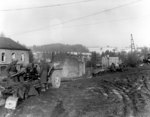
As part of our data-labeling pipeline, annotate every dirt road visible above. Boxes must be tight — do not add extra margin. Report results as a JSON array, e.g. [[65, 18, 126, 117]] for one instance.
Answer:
[[1, 66, 150, 117]]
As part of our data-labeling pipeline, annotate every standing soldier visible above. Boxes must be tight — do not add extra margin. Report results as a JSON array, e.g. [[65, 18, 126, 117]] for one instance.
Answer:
[[39, 59, 49, 92], [6, 59, 18, 80], [6, 59, 19, 97]]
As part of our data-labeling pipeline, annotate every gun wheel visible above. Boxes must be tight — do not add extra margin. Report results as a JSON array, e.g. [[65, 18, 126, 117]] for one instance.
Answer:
[[51, 71, 61, 88]]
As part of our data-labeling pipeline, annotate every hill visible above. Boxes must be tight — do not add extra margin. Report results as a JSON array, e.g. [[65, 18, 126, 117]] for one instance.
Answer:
[[30, 43, 89, 53]]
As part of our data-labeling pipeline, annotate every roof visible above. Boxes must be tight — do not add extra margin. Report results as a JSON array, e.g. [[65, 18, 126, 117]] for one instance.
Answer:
[[0, 37, 29, 51]]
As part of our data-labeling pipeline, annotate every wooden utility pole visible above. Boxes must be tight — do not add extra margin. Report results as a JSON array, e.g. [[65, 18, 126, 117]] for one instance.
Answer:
[[131, 34, 135, 53]]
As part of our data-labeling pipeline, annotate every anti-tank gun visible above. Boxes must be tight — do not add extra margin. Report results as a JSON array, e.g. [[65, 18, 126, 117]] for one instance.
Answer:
[[0, 67, 40, 110]]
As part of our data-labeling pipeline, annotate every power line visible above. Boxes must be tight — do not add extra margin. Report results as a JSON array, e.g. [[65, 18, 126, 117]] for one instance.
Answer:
[[61, 0, 142, 24], [61, 14, 150, 29], [8, 0, 142, 36], [0, 0, 96, 11], [10, 15, 146, 36]]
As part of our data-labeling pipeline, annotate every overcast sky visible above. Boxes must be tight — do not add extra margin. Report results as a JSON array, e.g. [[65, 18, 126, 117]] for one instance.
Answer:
[[0, 0, 150, 47]]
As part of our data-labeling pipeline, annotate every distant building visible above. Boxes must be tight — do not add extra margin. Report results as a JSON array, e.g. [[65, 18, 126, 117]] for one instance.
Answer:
[[102, 56, 122, 68], [136, 47, 142, 53], [88, 46, 116, 54], [100, 46, 117, 53], [117, 47, 131, 53], [88, 46, 131, 54], [88, 47, 101, 54], [0, 37, 30, 73], [81, 52, 92, 61]]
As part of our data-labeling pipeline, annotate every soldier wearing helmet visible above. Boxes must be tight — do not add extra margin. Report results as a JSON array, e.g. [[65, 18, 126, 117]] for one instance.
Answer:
[[6, 59, 18, 76]]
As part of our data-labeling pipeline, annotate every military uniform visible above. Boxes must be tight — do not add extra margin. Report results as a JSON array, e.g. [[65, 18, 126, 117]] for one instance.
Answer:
[[39, 60, 49, 91], [6, 60, 18, 76]]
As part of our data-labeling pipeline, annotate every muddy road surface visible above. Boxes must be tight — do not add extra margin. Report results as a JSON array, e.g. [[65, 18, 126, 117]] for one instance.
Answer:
[[1, 66, 150, 117]]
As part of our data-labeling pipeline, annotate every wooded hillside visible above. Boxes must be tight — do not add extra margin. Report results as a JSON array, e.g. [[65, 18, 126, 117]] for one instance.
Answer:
[[30, 43, 89, 53]]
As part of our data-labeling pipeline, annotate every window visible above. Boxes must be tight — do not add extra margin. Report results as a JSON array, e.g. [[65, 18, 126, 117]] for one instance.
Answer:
[[12, 53, 16, 60], [1, 53, 6, 62], [21, 54, 25, 61]]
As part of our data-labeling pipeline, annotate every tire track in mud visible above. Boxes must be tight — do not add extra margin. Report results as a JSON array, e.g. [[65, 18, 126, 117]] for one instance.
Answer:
[[100, 80, 134, 117], [97, 77, 150, 117]]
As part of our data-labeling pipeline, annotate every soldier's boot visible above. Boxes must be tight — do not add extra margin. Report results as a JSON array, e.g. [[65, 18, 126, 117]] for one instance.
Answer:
[[41, 84, 46, 92]]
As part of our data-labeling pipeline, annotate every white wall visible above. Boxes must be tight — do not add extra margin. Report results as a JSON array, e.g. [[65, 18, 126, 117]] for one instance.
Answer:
[[102, 56, 120, 68]]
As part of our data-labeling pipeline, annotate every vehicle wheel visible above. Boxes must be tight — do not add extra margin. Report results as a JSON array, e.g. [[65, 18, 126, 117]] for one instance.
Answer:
[[51, 71, 61, 88]]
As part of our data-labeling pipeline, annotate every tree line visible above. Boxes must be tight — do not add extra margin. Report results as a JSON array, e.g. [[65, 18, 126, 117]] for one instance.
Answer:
[[88, 47, 150, 68], [31, 43, 89, 53]]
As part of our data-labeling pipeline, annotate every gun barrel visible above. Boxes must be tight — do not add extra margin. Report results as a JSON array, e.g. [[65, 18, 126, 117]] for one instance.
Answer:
[[10, 71, 25, 78]]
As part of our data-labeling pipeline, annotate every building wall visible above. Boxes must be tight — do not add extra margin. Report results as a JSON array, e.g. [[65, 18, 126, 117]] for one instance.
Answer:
[[102, 56, 120, 68], [0, 49, 29, 65], [62, 58, 85, 79], [88, 47, 101, 54]]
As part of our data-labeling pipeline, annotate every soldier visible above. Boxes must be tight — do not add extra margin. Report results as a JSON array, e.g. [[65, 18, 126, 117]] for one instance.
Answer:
[[18, 64, 26, 82], [110, 63, 116, 72], [5, 59, 20, 97], [6, 59, 18, 76], [39, 59, 49, 92], [29, 63, 39, 80]]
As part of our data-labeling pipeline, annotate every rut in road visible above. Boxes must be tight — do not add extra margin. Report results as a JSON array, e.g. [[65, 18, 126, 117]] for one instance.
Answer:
[[96, 74, 150, 117]]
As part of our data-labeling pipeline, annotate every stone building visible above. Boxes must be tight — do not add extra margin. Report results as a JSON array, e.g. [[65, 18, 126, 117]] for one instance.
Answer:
[[0, 37, 30, 73]]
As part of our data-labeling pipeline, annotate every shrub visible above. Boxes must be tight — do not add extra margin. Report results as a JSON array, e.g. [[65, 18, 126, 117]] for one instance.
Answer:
[[125, 52, 139, 67]]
